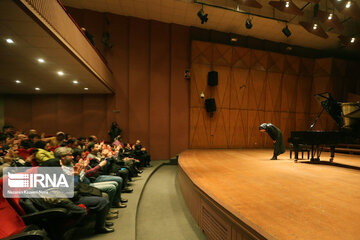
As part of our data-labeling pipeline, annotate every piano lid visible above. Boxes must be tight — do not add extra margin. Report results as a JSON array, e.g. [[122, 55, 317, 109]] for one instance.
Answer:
[[314, 92, 344, 127]]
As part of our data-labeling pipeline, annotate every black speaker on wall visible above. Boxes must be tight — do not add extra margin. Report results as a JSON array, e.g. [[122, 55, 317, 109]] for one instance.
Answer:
[[208, 71, 218, 86], [205, 98, 216, 114]]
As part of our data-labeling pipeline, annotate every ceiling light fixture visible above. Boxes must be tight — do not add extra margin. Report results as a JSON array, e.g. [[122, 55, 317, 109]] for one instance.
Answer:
[[345, 1, 351, 8], [35, 87, 40, 91], [57, 71, 64, 76], [73, 80, 78, 84], [15, 80, 21, 84], [285, 1, 290, 8], [328, 13, 333, 20], [245, 17, 253, 29], [37, 58, 45, 63], [282, 25, 291, 37], [313, 23, 318, 30], [197, 5, 208, 24], [6, 38, 14, 44], [350, 37, 355, 43], [84, 87, 89, 90]]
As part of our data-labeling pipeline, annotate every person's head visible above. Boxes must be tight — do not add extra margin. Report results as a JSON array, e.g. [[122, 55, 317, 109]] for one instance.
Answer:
[[259, 123, 267, 132], [78, 137, 86, 145], [34, 140, 46, 149], [87, 142, 99, 153], [28, 133, 40, 142], [135, 140, 141, 145], [29, 129, 37, 135], [20, 139, 33, 149], [67, 138, 78, 148], [88, 135, 98, 143], [54, 147, 73, 166], [72, 148, 83, 162], [2, 125, 14, 134], [56, 132, 65, 141]]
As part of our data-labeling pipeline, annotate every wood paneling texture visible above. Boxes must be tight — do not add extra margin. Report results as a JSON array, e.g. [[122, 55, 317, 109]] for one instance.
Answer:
[[149, 21, 170, 160], [190, 41, 322, 149], [4, 95, 108, 139]]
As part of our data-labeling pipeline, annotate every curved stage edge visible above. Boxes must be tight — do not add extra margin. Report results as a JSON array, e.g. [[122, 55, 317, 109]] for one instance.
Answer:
[[178, 149, 360, 240]]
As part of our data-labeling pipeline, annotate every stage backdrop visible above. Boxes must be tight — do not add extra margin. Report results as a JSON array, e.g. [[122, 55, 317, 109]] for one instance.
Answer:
[[189, 41, 360, 148]]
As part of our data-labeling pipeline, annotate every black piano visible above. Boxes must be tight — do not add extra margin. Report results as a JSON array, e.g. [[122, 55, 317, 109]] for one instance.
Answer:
[[288, 92, 360, 162]]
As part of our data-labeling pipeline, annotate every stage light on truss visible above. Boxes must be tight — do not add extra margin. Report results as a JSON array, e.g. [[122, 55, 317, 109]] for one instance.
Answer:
[[245, 17, 253, 29], [282, 25, 291, 37], [197, 5, 208, 24]]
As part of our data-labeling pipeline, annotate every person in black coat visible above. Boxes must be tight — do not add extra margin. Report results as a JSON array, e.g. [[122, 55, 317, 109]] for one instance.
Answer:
[[259, 123, 285, 160]]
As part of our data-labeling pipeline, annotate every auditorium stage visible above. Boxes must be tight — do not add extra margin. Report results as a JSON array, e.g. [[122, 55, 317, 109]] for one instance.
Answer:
[[178, 149, 360, 240]]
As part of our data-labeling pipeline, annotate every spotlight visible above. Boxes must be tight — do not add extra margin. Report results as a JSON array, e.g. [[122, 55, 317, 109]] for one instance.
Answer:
[[313, 23, 318, 30], [350, 37, 355, 43], [197, 7, 208, 24], [328, 13, 333, 20], [245, 18, 252, 29], [282, 25, 291, 37], [285, 1, 290, 8]]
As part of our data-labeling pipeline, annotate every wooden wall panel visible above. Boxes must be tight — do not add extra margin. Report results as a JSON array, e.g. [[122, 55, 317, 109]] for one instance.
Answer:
[[4, 96, 32, 132], [212, 43, 232, 66], [190, 42, 353, 149], [296, 76, 312, 113], [169, 24, 190, 158], [248, 70, 266, 111], [31, 96, 57, 135], [213, 65, 231, 108], [281, 74, 298, 112], [313, 58, 333, 77], [251, 50, 268, 71], [284, 55, 300, 75], [232, 47, 251, 69], [191, 64, 211, 108], [229, 110, 247, 148], [192, 41, 212, 65], [107, 14, 130, 142], [128, 18, 150, 145], [265, 72, 282, 112], [190, 108, 210, 148], [210, 108, 229, 148], [247, 110, 265, 148], [268, 52, 284, 73], [83, 95, 108, 140], [149, 21, 170, 160], [57, 95, 83, 137], [230, 68, 249, 109]]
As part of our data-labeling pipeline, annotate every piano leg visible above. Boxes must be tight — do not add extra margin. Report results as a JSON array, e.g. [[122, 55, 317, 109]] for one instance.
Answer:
[[330, 146, 335, 163]]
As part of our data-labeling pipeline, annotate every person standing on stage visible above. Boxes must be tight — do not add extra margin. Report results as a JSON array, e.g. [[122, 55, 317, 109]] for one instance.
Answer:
[[259, 123, 285, 160]]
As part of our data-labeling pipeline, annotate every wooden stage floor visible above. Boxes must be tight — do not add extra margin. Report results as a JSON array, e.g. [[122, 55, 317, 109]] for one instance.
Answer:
[[179, 149, 360, 240]]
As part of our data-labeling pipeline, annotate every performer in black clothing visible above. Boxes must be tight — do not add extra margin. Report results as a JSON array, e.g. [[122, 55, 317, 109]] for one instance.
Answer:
[[259, 123, 285, 160]]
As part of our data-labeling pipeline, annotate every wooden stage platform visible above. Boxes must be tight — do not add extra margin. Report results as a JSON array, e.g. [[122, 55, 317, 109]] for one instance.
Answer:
[[178, 149, 360, 240]]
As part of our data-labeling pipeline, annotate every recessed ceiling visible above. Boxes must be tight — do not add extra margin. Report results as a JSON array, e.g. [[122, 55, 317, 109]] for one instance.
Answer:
[[61, 0, 359, 50], [0, 0, 112, 94]]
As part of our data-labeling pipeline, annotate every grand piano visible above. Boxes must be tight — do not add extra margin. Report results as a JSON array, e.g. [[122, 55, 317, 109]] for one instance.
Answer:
[[288, 92, 360, 162]]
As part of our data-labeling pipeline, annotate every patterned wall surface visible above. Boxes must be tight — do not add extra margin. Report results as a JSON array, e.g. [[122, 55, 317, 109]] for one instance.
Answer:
[[190, 41, 360, 149]]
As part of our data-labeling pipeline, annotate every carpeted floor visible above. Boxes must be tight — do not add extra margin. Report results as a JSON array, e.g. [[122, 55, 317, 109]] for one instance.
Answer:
[[136, 165, 207, 240]]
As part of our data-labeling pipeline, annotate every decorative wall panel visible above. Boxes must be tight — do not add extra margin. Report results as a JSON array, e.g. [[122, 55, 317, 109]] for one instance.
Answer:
[[190, 41, 356, 149]]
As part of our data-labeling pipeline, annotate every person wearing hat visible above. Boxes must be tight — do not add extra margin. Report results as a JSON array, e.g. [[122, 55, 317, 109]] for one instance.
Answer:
[[259, 123, 285, 160], [42, 131, 66, 147]]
